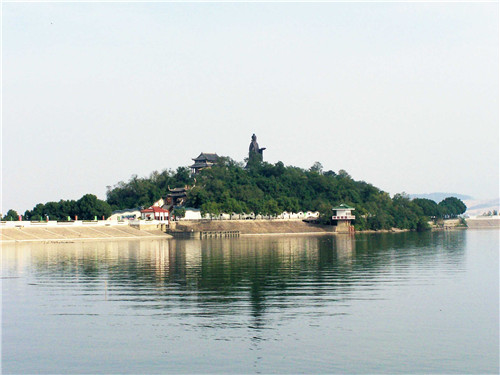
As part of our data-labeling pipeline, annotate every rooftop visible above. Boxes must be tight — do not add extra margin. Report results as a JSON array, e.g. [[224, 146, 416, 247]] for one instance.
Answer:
[[192, 153, 218, 162], [168, 187, 187, 193], [141, 206, 170, 213], [190, 161, 215, 169], [332, 204, 355, 210]]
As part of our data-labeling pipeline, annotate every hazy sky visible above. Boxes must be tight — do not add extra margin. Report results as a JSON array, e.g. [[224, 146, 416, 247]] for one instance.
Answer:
[[2, 2, 499, 213]]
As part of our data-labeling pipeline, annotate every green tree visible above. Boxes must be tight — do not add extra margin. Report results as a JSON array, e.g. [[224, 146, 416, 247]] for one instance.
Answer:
[[173, 167, 193, 187], [77, 194, 112, 220], [186, 187, 209, 208], [2, 209, 19, 221], [101, 155, 438, 231], [262, 199, 280, 216], [438, 197, 467, 218], [317, 203, 333, 224], [201, 202, 222, 219], [416, 216, 431, 232], [172, 207, 186, 219], [309, 162, 323, 174], [413, 198, 440, 218]]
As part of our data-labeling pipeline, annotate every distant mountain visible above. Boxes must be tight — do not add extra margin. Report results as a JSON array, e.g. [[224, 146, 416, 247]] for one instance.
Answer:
[[463, 198, 500, 216], [410, 192, 472, 203]]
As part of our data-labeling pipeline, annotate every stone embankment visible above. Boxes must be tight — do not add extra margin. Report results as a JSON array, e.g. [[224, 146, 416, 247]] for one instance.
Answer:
[[466, 217, 500, 229], [170, 219, 336, 235], [1, 221, 172, 243]]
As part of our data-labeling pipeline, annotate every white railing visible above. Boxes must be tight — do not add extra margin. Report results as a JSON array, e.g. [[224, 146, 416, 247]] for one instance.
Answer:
[[332, 215, 356, 220], [2, 211, 325, 227], [0, 220, 130, 228]]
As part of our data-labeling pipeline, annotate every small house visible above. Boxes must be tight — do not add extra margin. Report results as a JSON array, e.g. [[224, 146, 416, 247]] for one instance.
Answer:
[[141, 206, 169, 221], [332, 204, 355, 233]]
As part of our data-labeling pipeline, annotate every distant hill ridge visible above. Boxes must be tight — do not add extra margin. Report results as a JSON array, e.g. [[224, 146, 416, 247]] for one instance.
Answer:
[[463, 198, 500, 216], [410, 192, 472, 202]]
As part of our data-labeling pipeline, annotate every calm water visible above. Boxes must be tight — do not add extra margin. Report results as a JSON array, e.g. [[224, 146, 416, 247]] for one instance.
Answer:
[[2, 230, 498, 374]]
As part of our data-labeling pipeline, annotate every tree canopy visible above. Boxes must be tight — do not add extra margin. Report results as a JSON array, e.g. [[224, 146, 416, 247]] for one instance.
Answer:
[[22, 194, 112, 221], [2, 209, 19, 221], [102, 156, 467, 231], [12, 156, 466, 231]]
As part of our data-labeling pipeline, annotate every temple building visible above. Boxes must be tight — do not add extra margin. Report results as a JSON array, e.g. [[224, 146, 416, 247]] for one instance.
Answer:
[[190, 153, 218, 174], [163, 187, 188, 210]]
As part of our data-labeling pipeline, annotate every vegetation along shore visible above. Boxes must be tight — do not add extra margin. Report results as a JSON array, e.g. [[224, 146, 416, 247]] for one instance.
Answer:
[[3, 152, 467, 236]]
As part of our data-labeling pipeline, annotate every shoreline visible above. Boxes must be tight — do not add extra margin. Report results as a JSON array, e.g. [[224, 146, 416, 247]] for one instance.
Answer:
[[2, 227, 480, 244], [0, 234, 172, 244], [3, 217, 491, 244], [0, 225, 172, 244]]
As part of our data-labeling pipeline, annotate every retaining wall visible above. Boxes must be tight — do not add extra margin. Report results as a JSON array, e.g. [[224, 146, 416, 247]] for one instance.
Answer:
[[1, 220, 171, 243], [170, 219, 335, 235]]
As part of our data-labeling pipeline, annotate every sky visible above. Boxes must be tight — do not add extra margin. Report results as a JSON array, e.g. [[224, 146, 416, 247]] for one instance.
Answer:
[[2, 2, 499, 214]]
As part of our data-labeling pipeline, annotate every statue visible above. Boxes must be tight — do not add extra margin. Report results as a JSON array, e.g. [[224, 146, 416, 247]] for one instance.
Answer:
[[248, 133, 266, 162]]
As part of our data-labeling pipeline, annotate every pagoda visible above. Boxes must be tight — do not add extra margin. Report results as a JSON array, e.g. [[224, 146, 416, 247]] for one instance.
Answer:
[[190, 153, 219, 174]]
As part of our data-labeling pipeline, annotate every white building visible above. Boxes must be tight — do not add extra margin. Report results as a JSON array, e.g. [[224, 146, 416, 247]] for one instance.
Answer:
[[332, 204, 356, 220], [183, 208, 202, 220], [332, 204, 355, 233], [141, 206, 169, 221], [108, 208, 142, 221]]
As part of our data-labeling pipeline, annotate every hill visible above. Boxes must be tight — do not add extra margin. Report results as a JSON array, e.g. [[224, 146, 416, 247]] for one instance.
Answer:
[[14, 158, 467, 231], [463, 198, 500, 216], [106, 157, 466, 231]]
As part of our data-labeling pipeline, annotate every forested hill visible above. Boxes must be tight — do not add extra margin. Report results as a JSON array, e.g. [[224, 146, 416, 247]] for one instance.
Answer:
[[13, 157, 466, 230], [106, 157, 466, 231]]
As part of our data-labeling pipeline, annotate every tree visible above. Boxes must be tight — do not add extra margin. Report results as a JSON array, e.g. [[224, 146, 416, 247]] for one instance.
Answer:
[[438, 197, 467, 218], [337, 169, 351, 179], [100, 155, 437, 231], [413, 198, 440, 218], [262, 199, 280, 216], [317, 203, 333, 224], [77, 194, 112, 220], [186, 187, 209, 208], [416, 216, 431, 232], [2, 209, 19, 221], [324, 170, 336, 178], [172, 207, 186, 219], [309, 162, 323, 174], [201, 202, 221, 219], [173, 167, 193, 187]]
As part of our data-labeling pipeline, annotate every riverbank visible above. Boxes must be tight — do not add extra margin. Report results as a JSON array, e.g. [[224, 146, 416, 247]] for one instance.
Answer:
[[4, 217, 491, 243], [0, 225, 172, 243], [171, 219, 336, 235], [466, 216, 500, 229]]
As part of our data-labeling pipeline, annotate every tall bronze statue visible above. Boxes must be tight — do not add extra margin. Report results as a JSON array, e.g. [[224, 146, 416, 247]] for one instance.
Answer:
[[248, 133, 266, 162]]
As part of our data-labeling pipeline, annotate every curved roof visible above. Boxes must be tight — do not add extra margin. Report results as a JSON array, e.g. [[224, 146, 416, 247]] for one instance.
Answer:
[[192, 153, 218, 162]]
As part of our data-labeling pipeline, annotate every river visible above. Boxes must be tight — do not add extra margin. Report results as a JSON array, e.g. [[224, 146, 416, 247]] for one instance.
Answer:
[[2, 230, 498, 374]]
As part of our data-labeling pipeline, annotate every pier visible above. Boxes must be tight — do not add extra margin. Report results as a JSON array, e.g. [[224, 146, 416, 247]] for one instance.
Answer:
[[167, 230, 240, 239], [200, 230, 240, 238]]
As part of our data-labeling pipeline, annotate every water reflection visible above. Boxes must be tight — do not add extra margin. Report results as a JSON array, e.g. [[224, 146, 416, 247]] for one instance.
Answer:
[[3, 232, 467, 323], [5, 231, 496, 375]]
